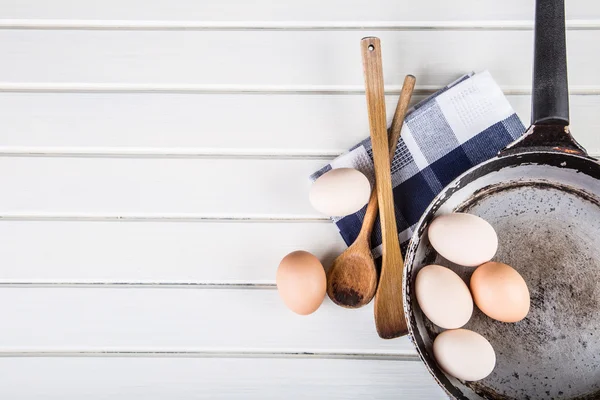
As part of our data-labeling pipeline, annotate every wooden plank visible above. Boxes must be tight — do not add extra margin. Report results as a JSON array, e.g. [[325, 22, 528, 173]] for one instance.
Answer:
[[0, 0, 596, 22], [0, 30, 598, 88], [0, 288, 415, 354], [0, 357, 445, 400], [0, 221, 346, 284], [0, 157, 325, 216], [1, 93, 599, 155]]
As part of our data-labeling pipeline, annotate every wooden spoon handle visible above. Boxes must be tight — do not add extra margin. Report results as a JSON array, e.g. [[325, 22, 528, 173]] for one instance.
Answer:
[[358, 75, 416, 241], [389, 75, 416, 158], [361, 37, 408, 339]]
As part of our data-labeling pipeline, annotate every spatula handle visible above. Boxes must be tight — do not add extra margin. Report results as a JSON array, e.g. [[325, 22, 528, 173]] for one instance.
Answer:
[[358, 75, 416, 242], [361, 37, 408, 339]]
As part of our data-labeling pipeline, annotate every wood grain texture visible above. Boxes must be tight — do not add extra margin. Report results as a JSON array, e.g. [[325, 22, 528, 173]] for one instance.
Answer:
[[0, 288, 415, 354], [0, 0, 597, 22], [357, 75, 417, 243], [361, 38, 407, 339], [0, 30, 599, 88], [1, 93, 599, 155], [0, 357, 446, 400], [388, 76, 416, 159]]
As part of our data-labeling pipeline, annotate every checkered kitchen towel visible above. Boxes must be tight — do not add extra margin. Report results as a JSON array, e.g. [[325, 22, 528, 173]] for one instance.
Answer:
[[310, 71, 525, 258]]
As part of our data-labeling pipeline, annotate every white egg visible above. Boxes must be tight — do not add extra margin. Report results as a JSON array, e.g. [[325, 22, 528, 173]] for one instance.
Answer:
[[433, 329, 496, 381], [428, 213, 498, 267], [309, 168, 371, 217], [415, 265, 473, 329]]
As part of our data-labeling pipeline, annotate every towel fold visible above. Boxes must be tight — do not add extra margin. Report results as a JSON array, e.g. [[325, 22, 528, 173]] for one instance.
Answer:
[[310, 71, 525, 257]]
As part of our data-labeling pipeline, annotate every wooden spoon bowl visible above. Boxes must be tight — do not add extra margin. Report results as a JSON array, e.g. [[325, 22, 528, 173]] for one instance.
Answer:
[[327, 229, 377, 308]]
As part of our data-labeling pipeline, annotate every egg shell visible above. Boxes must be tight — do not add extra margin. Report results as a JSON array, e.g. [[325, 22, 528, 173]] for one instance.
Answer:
[[276, 251, 326, 315], [428, 213, 498, 267], [309, 168, 371, 217], [415, 265, 473, 329], [433, 329, 496, 381], [470, 261, 530, 323]]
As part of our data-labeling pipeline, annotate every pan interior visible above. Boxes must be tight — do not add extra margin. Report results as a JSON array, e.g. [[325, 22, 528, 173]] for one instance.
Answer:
[[409, 170, 600, 399]]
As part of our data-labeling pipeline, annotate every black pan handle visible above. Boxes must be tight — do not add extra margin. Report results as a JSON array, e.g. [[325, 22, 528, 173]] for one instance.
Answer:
[[500, 0, 589, 157], [532, 0, 569, 125]]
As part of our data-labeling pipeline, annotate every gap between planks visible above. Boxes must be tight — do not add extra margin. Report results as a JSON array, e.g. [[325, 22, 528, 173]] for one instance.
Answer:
[[2, 83, 600, 95], [0, 350, 420, 361], [0, 147, 342, 160], [0, 148, 597, 160], [0, 282, 278, 289], [0, 214, 329, 223], [0, 19, 598, 31]]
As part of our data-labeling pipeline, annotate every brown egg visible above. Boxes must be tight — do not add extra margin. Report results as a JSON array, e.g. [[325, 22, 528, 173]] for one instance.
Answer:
[[470, 261, 530, 323], [276, 251, 326, 315]]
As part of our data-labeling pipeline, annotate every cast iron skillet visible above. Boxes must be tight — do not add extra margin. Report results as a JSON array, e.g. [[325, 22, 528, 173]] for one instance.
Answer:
[[402, 0, 600, 398]]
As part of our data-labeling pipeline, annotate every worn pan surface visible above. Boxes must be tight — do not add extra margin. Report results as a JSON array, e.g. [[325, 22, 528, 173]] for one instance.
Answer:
[[402, 1, 600, 399]]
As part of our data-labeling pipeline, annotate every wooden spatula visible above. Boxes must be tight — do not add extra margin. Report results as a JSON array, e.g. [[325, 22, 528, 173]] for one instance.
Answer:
[[361, 37, 408, 339]]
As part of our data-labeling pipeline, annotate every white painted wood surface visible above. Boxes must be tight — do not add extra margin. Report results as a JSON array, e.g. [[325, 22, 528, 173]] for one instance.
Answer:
[[0, 0, 598, 23], [0, 30, 598, 89], [0, 288, 419, 354], [0, 221, 346, 284], [0, 358, 443, 400], [0, 157, 322, 216], [0, 0, 598, 398], [1, 94, 600, 155]]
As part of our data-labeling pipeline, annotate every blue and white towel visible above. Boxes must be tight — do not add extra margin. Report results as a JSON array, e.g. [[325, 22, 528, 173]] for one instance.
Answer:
[[310, 71, 525, 258]]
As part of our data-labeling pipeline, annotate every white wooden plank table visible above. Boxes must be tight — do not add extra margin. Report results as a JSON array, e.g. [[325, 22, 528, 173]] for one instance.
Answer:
[[0, 1, 597, 398]]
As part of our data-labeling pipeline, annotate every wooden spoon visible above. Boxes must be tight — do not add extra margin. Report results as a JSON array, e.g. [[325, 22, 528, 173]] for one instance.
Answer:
[[326, 73, 415, 309], [361, 37, 409, 339]]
